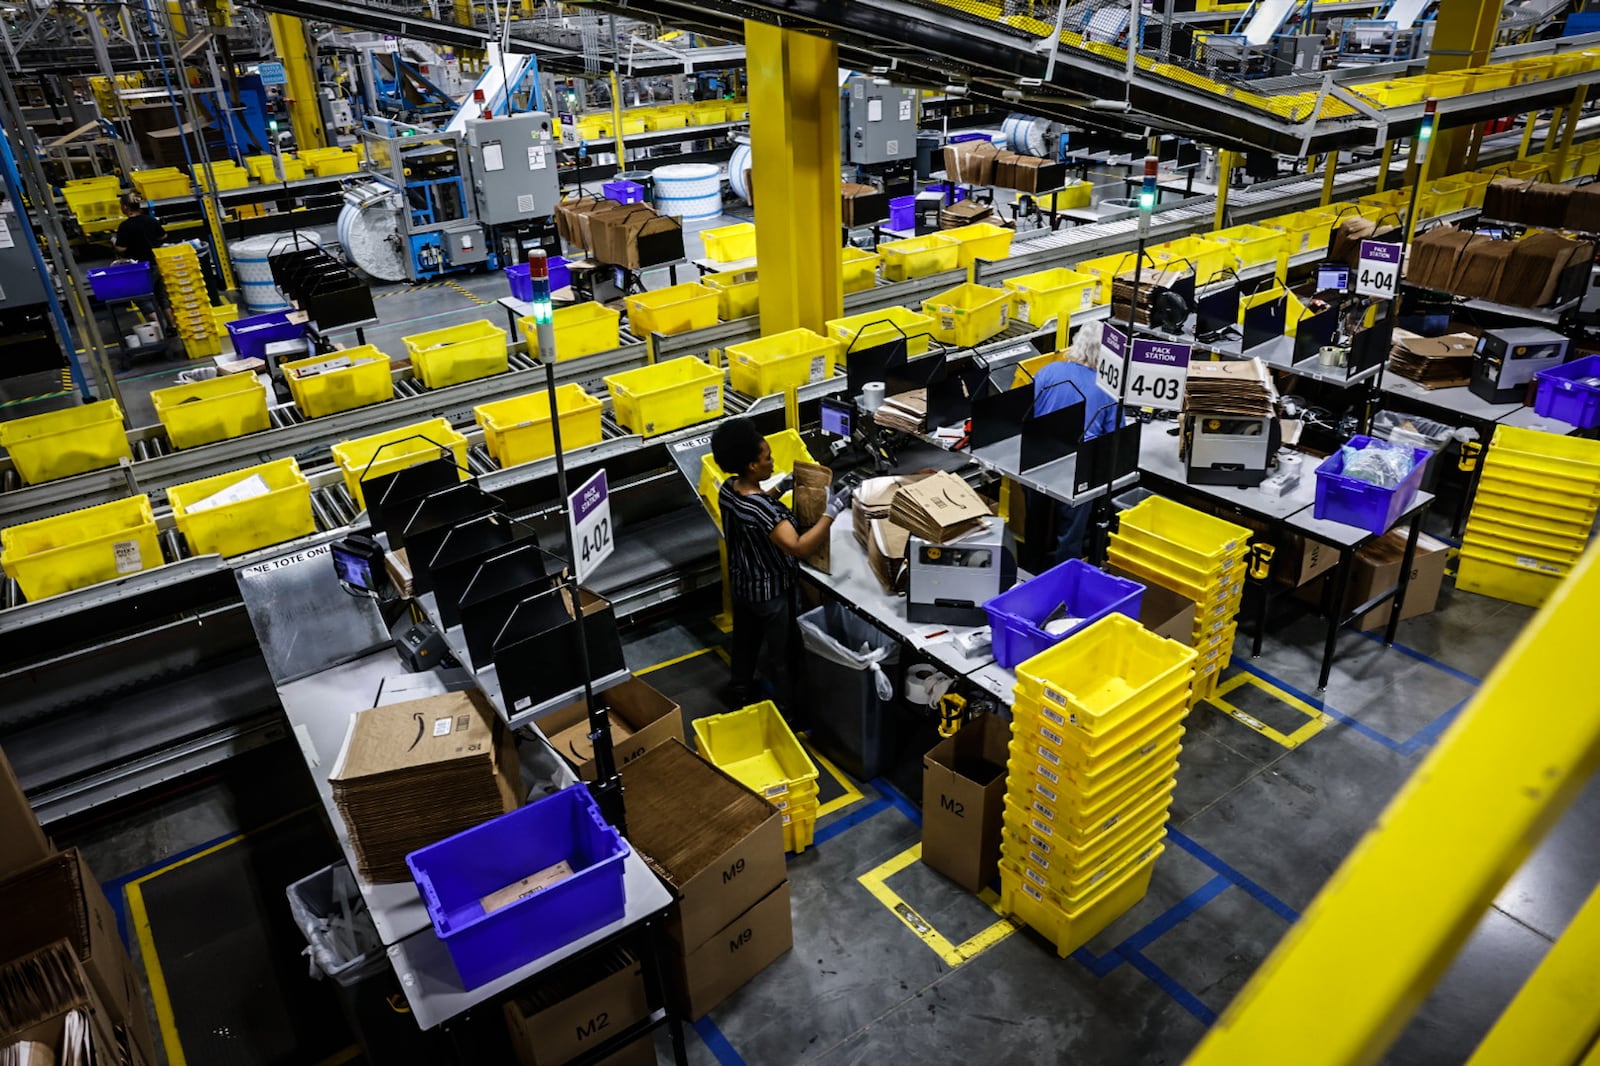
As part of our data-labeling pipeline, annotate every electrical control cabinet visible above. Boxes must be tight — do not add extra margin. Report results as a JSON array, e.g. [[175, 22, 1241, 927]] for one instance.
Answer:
[[463, 113, 561, 225], [842, 76, 917, 165]]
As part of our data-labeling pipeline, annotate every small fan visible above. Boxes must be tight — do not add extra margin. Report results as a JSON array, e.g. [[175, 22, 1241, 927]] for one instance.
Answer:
[[1148, 289, 1190, 333]]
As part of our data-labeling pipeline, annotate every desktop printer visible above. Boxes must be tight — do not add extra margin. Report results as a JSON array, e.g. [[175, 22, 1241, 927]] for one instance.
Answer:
[[906, 523, 1017, 626], [1181, 414, 1281, 487], [1469, 326, 1569, 404]]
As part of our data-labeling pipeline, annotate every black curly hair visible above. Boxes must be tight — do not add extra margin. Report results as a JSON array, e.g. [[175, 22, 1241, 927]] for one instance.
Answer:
[[711, 417, 764, 477]]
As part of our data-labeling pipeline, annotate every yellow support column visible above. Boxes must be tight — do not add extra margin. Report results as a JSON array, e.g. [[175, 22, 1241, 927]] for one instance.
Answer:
[[1423, 0, 1500, 177], [1543, 105, 1567, 155], [609, 71, 627, 174], [1552, 85, 1589, 174], [268, 15, 326, 151], [1375, 139, 1396, 192], [746, 21, 842, 336], [1517, 111, 1540, 159], [1214, 150, 1235, 228], [1320, 149, 1340, 207]]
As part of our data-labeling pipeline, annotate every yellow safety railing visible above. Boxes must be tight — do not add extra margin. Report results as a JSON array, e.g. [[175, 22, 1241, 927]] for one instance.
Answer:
[[1187, 546, 1600, 1065]]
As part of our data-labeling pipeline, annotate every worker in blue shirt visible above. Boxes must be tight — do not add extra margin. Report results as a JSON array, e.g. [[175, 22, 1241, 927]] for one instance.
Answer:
[[1031, 353, 1120, 562]]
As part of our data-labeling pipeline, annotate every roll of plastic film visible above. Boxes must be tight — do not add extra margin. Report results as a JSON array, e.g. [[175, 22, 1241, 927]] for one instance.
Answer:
[[861, 381, 886, 412], [729, 144, 753, 205], [653, 162, 723, 220], [230, 231, 319, 312]]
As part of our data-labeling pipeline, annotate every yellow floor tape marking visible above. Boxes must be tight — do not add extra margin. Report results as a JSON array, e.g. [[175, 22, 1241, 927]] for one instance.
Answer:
[[798, 739, 866, 818], [312, 1044, 362, 1066], [635, 645, 719, 676], [124, 806, 318, 1066], [443, 279, 488, 306], [858, 844, 1017, 968], [1205, 671, 1330, 749]]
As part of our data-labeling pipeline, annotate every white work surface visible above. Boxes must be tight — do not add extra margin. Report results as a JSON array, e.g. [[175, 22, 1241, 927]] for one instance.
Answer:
[[1380, 376, 1524, 421], [278, 640, 673, 1030], [801, 519, 999, 679], [1138, 423, 1434, 547]]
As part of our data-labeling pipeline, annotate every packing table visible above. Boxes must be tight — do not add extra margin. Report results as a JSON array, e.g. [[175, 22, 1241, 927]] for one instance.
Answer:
[[1137, 423, 1434, 690], [262, 537, 687, 1057]]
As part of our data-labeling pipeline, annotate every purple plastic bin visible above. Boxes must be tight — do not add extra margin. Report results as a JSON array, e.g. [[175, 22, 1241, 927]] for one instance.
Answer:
[[406, 784, 628, 990], [927, 182, 967, 204], [1312, 435, 1432, 535], [505, 257, 571, 301], [984, 559, 1144, 669], [889, 196, 916, 231], [226, 311, 304, 361], [1533, 355, 1600, 429], [603, 180, 646, 205], [87, 262, 155, 301]]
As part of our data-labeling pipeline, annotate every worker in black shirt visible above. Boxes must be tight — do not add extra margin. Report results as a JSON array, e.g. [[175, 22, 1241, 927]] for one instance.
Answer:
[[114, 195, 165, 263], [712, 418, 851, 717]]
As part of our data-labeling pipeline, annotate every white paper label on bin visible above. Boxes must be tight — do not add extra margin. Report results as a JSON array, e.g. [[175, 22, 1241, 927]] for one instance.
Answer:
[[1017, 301, 1031, 325], [702, 385, 719, 412], [1029, 849, 1050, 869], [1036, 763, 1059, 784], [1029, 833, 1051, 854], [1035, 782, 1057, 804], [1026, 867, 1047, 889], [113, 539, 141, 574], [809, 356, 825, 382], [1038, 724, 1064, 747]]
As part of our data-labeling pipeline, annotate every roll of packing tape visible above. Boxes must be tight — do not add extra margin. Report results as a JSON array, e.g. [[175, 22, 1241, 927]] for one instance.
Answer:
[[861, 381, 886, 412], [905, 664, 954, 708]]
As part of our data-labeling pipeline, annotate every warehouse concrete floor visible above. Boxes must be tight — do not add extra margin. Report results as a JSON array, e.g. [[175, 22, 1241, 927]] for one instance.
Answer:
[[55, 562, 1600, 1066], [36, 175, 1596, 1064]]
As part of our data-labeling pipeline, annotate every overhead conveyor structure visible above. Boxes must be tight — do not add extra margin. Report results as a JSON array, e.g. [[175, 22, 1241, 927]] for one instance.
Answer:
[[569, 0, 1599, 155]]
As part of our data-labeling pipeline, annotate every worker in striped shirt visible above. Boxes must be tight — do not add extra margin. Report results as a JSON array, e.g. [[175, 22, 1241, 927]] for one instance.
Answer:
[[712, 418, 851, 717]]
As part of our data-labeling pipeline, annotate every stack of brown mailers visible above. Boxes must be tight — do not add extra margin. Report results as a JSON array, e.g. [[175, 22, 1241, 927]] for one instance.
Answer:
[[1405, 226, 1478, 291], [1564, 184, 1600, 232], [887, 471, 990, 544], [1498, 232, 1594, 308], [330, 690, 522, 883], [1450, 238, 1517, 300], [1387, 330, 1477, 389], [1111, 268, 1190, 326], [1184, 357, 1277, 418], [873, 389, 927, 433]]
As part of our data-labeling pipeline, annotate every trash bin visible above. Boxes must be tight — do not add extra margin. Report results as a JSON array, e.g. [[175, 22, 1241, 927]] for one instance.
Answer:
[[798, 602, 901, 780], [289, 862, 424, 1061]]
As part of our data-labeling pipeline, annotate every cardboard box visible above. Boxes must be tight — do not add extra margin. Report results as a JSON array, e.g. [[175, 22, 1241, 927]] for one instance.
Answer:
[[573, 199, 634, 252], [542, 676, 684, 780], [943, 140, 997, 185], [939, 200, 994, 229], [0, 939, 137, 1064], [1106, 566, 1197, 643], [920, 713, 1009, 893], [841, 183, 889, 227], [503, 949, 649, 1066], [992, 151, 1021, 189], [592, 208, 685, 270], [675, 880, 793, 1020], [1295, 530, 1448, 629], [555, 196, 598, 246], [619, 739, 785, 952], [0, 744, 49, 881], [1012, 156, 1068, 194], [0, 850, 156, 1065]]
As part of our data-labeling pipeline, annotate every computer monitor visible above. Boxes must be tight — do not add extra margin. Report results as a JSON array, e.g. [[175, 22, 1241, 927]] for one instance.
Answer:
[[820, 398, 852, 439], [1194, 286, 1239, 340], [1315, 263, 1351, 293]]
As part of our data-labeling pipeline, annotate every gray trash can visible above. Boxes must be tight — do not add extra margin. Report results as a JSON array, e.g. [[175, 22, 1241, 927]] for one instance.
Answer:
[[798, 603, 901, 780]]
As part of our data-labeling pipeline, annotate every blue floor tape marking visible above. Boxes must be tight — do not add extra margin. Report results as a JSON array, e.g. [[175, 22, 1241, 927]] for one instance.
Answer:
[[693, 1016, 748, 1066], [1168, 829, 1301, 925], [102, 826, 244, 949], [1121, 876, 1232, 954], [1072, 875, 1232, 978], [1124, 949, 1219, 1026], [1398, 697, 1469, 756], [1229, 657, 1405, 752], [1230, 656, 1465, 757], [809, 797, 892, 849], [1348, 627, 1481, 687], [868, 777, 923, 828]]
